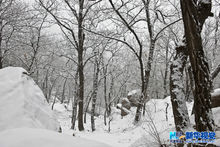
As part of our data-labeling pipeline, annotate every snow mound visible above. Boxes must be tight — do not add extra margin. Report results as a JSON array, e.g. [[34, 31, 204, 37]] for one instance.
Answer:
[[0, 67, 60, 132], [0, 128, 112, 147]]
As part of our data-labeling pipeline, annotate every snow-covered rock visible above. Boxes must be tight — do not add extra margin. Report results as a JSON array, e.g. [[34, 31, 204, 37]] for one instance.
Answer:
[[127, 89, 141, 106], [0, 67, 60, 132], [0, 128, 112, 147]]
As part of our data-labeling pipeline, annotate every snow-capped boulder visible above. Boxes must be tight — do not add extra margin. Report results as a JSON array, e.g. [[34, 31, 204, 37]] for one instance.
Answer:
[[127, 89, 141, 107], [0, 67, 60, 132]]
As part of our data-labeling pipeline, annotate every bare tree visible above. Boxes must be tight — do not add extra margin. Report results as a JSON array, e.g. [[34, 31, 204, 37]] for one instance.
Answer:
[[180, 0, 215, 131], [39, 0, 102, 131]]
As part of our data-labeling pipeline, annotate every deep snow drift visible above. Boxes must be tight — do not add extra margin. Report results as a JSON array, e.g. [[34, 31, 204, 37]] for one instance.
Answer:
[[0, 67, 111, 147], [0, 67, 60, 131], [0, 128, 112, 147]]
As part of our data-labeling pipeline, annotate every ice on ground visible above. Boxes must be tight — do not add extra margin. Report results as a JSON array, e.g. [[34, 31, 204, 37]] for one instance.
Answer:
[[0, 128, 111, 147], [0, 67, 60, 132]]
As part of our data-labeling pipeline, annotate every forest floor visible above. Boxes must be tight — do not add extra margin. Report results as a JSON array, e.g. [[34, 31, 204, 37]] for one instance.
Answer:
[[53, 97, 219, 147], [53, 95, 220, 147]]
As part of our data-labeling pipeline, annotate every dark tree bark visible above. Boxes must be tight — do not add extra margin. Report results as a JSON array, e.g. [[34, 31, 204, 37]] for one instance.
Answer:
[[140, 0, 155, 117], [170, 45, 190, 133], [71, 71, 79, 130], [102, 58, 109, 126], [0, 12, 3, 69], [77, 0, 85, 131], [180, 0, 214, 131]]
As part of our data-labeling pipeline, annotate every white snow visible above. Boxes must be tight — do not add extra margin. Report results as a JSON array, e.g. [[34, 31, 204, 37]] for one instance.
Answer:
[[199, 0, 211, 4], [128, 89, 141, 96], [0, 128, 112, 147], [1, 67, 220, 147], [212, 88, 220, 97], [0, 67, 60, 132], [52, 96, 194, 147]]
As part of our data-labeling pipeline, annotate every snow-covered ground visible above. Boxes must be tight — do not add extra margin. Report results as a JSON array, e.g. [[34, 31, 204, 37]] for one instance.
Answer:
[[53, 95, 220, 147], [52, 97, 193, 147], [0, 128, 111, 147], [0, 67, 220, 147]]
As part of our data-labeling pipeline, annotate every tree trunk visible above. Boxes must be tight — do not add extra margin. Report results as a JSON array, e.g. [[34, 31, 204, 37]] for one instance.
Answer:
[[170, 45, 190, 133], [91, 52, 99, 131], [134, 58, 145, 122], [180, 0, 214, 131], [61, 78, 67, 103], [0, 14, 3, 69], [71, 71, 79, 130], [77, 0, 85, 131], [71, 95, 78, 130], [103, 66, 109, 125], [142, 40, 156, 115], [163, 37, 170, 98]]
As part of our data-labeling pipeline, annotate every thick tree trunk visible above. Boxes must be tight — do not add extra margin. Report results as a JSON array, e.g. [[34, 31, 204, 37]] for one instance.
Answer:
[[77, 59, 84, 131], [142, 40, 156, 115], [134, 58, 145, 121], [71, 71, 79, 130], [180, 0, 214, 131], [71, 95, 78, 130], [77, 0, 85, 131], [170, 45, 190, 133]]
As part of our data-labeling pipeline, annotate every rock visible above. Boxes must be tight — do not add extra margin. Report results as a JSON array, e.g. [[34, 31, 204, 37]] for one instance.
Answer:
[[121, 107, 129, 116], [121, 98, 131, 110], [127, 89, 141, 107], [116, 103, 129, 116]]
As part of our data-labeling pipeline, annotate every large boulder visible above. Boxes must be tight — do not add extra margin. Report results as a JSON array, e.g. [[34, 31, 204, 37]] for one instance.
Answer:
[[121, 98, 131, 110], [0, 67, 60, 132]]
